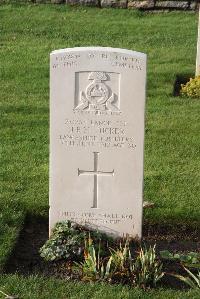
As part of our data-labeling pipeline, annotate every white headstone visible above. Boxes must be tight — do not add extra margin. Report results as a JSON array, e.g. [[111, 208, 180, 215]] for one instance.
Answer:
[[50, 47, 146, 238], [196, 7, 200, 76]]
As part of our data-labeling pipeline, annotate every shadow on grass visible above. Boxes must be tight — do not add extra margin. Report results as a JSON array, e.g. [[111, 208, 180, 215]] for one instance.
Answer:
[[173, 73, 194, 96], [4, 214, 49, 276]]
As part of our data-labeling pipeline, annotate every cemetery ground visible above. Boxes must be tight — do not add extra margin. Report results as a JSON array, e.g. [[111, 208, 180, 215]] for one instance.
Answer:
[[1, 2, 200, 298]]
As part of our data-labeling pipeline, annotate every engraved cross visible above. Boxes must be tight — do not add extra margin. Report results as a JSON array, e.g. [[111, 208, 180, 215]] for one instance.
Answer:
[[78, 152, 114, 208]]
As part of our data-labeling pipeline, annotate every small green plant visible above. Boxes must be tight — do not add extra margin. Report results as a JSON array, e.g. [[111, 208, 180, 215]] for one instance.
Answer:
[[107, 239, 132, 282], [173, 267, 200, 289], [160, 250, 200, 269], [180, 76, 200, 98], [73, 236, 113, 281], [40, 221, 113, 262], [160, 250, 200, 288], [131, 245, 164, 288], [74, 238, 133, 282], [40, 221, 86, 261], [75, 237, 164, 289]]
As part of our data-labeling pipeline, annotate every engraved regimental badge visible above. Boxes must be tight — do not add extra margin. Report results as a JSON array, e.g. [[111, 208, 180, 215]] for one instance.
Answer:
[[75, 72, 120, 112]]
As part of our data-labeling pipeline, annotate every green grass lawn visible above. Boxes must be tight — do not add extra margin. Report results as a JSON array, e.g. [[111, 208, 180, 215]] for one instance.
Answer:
[[0, 2, 200, 298]]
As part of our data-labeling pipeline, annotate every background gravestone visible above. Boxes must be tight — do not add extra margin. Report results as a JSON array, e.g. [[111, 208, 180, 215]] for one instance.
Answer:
[[50, 47, 146, 238]]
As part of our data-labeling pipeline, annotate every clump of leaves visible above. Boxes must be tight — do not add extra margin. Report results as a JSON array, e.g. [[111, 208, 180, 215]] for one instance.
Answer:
[[180, 76, 200, 98], [75, 237, 164, 289], [73, 235, 112, 281], [107, 239, 132, 283], [160, 250, 200, 288], [40, 221, 85, 261], [132, 245, 164, 288], [40, 221, 113, 262], [160, 250, 200, 269]]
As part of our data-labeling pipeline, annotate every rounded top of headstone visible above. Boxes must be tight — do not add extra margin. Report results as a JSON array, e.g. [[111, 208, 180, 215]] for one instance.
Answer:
[[50, 46, 146, 60]]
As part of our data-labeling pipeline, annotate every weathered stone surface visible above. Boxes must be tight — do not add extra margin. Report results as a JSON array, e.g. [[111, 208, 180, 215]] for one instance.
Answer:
[[51, 0, 65, 3], [35, 0, 51, 3], [128, 0, 155, 9], [35, 0, 199, 10], [156, 1, 189, 9], [66, 0, 99, 6], [50, 47, 146, 238], [101, 0, 127, 8], [190, 2, 198, 10]]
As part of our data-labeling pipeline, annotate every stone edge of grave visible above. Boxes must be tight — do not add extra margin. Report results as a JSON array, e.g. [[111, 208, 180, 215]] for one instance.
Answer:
[[34, 0, 200, 11]]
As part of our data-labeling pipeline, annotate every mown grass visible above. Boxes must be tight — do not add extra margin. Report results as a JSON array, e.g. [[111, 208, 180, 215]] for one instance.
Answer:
[[0, 2, 200, 297], [0, 275, 200, 299]]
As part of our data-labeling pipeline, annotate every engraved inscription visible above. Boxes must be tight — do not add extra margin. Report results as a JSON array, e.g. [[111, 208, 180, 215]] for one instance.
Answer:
[[78, 152, 114, 209], [52, 51, 143, 71], [59, 118, 137, 150], [58, 210, 134, 226], [75, 72, 120, 112], [88, 52, 143, 70]]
